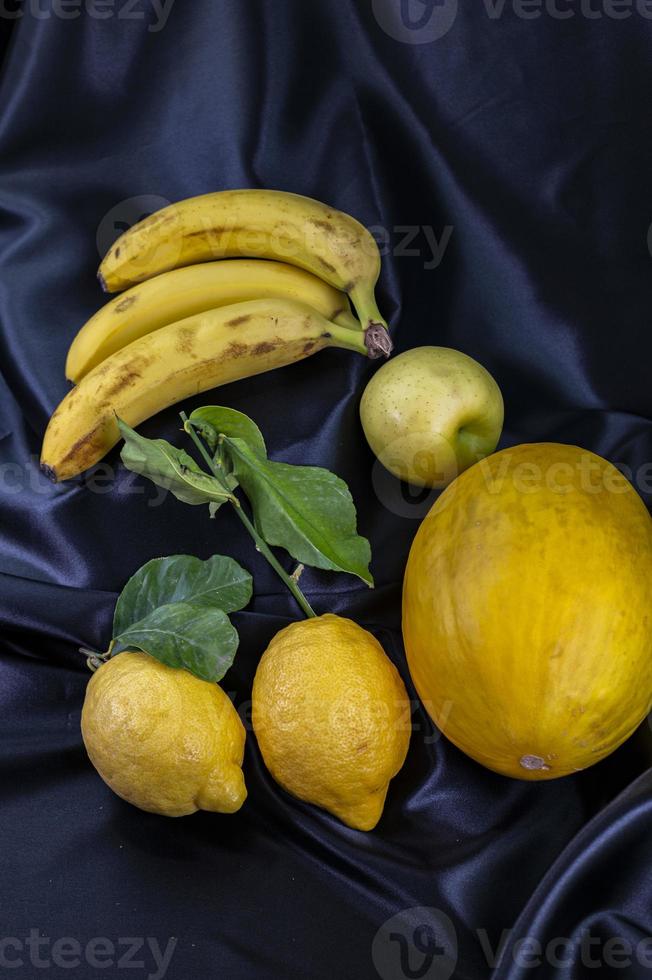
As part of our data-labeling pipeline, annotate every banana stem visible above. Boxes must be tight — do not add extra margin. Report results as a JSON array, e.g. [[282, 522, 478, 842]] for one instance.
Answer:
[[348, 283, 387, 329], [181, 412, 317, 619], [326, 317, 393, 360], [347, 284, 393, 358]]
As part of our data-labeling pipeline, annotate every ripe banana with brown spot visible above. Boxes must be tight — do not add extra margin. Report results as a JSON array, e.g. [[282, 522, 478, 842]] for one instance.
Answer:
[[98, 189, 391, 344], [42, 298, 389, 483], [67, 259, 360, 383]]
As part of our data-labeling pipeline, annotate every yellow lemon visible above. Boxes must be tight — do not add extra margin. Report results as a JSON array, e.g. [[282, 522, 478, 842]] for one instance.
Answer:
[[403, 443, 652, 780], [81, 650, 247, 816], [252, 614, 411, 831]]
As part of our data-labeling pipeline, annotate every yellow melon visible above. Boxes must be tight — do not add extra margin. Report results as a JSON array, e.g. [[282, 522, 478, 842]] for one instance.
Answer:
[[402, 443, 652, 779]]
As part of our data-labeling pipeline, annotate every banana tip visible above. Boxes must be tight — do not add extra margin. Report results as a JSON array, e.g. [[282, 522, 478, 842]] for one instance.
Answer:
[[97, 270, 108, 293], [40, 462, 58, 483]]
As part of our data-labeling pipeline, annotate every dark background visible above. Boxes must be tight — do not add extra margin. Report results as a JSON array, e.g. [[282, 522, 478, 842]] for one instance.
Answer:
[[2, 1, 652, 978]]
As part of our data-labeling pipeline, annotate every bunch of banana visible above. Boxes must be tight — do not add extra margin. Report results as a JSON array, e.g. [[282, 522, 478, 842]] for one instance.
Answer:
[[66, 259, 361, 382], [98, 189, 388, 334], [42, 189, 391, 482]]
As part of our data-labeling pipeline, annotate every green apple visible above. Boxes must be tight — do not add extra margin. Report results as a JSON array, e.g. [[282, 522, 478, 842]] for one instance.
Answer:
[[360, 346, 504, 489]]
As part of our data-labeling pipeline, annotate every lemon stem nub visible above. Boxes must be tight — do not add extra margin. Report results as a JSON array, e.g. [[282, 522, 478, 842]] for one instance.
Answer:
[[80, 647, 111, 673]]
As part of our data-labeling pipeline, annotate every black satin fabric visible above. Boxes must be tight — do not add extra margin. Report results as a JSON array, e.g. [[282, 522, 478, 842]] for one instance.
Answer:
[[2, 3, 652, 978]]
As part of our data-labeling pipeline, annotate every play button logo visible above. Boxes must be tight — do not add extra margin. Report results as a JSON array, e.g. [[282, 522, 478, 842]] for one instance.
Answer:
[[372, 907, 458, 980], [372, 0, 458, 43]]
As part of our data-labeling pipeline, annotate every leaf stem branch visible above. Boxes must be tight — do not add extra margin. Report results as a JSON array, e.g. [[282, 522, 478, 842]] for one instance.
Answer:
[[180, 413, 316, 619]]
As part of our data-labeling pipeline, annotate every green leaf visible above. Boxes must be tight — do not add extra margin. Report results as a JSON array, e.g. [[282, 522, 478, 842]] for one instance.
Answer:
[[224, 437, 373, 586], [112, 601, 238, 683], [118, 418, 235, 508], [113, 555, 252, 637], [189, 406, 267, 458]]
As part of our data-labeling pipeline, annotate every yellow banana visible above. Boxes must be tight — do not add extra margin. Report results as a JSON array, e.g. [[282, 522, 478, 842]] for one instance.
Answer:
[[98, 189, 389, 336], [67, 259, 360, 383], [42, 298, 388, 483]]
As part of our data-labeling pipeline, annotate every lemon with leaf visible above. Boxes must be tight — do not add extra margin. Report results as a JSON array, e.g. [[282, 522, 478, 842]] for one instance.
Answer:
[[81, 651, 247, 817]]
